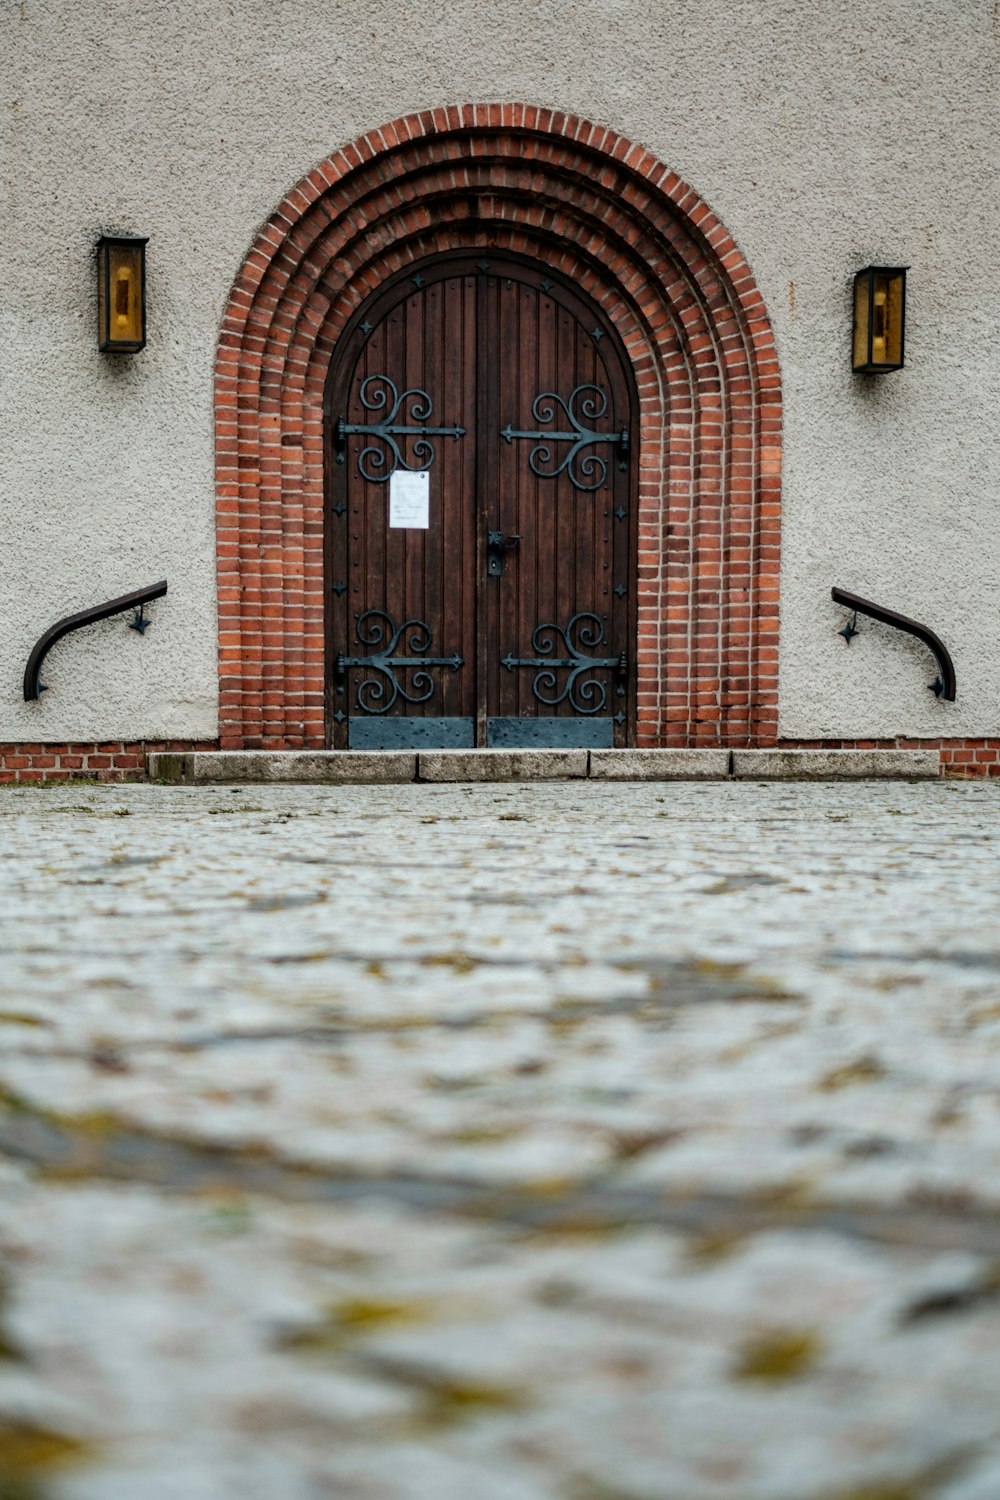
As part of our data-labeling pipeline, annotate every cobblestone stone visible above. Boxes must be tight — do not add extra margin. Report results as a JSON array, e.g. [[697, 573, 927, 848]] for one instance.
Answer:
[[0, 780, 999, 1498]]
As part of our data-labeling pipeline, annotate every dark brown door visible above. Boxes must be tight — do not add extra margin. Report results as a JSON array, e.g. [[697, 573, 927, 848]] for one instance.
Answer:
[[325, 252, 636, 749]]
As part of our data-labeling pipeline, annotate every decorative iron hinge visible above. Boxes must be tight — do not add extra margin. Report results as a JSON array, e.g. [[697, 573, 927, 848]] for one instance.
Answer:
[[336, 375, 465, 483], [502, 613, 624, 714], [335, 610, 463, 714], [501, 384, 628, 491]]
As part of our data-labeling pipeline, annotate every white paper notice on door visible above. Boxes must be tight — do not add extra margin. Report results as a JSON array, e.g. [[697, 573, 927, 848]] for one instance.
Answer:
[[389, 469, 430, 529]]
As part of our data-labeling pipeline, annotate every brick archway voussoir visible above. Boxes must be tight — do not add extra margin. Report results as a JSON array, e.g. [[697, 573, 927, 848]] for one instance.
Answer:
[[216, 106, 782, 752]]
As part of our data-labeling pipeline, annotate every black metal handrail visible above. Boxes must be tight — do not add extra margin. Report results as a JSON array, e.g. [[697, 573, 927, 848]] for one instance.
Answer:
[[23, 581, 167, 701], [832, 586, 956, 701]]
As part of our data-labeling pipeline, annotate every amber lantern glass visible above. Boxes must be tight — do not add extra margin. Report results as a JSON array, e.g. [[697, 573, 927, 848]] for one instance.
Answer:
[[852, 265, 907, 373], [97, 235, 148, 352]]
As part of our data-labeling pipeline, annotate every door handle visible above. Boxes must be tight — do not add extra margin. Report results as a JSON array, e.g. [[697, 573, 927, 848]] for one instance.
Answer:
[[487, 531, 520, 577]]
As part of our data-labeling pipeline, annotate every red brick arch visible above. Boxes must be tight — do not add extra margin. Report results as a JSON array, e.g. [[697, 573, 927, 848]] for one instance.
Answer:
[[214, 104, 782, 750]]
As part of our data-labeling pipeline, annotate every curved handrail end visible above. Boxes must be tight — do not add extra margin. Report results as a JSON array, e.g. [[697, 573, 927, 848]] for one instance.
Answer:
[[23, 580, 168, 702], [831, 586, 955, 702]]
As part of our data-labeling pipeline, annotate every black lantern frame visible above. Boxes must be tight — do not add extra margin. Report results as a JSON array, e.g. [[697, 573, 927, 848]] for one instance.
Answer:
[[97, 234, 149, 353], [852, 265, 907, 374]]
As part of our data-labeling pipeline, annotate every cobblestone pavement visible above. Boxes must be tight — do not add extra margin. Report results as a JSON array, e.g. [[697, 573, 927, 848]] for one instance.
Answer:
[[1, 780, 1000, 1500]]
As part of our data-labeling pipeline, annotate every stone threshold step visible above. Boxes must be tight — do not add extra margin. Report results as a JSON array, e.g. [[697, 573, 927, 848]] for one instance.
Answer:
[[148, 748, 940, 784]]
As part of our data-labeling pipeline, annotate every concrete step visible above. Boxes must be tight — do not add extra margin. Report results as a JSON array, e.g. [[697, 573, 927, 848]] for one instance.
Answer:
[[148, 747, 941, 784], [732, 749, 940, 780], [418, 749, 588, 781], [147, 751, 416, 784], [590, 749, 730, 780]]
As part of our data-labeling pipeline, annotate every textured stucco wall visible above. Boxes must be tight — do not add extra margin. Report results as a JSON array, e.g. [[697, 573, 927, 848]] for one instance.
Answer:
[[2, 0, 998, 741]]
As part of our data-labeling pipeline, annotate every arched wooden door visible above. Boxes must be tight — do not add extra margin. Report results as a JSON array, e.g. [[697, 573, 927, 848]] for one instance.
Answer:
[[325, 251, 638, 749]]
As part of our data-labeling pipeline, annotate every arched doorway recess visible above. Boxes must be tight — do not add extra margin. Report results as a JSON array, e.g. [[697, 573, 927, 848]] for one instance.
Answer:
[[215, 104, 782, 751]]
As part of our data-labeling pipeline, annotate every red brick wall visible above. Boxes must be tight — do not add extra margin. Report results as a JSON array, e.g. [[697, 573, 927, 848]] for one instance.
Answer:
[[0, 743, 216, 784], [214, 103, 782, 752]]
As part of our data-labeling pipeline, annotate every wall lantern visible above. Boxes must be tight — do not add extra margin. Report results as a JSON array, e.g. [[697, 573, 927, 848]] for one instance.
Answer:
[[97, 234, 148, 352], [852, 265, 907, 373]]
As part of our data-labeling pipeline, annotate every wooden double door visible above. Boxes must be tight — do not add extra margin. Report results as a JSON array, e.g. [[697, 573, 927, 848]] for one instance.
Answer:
[[325, 252, 637, 749]]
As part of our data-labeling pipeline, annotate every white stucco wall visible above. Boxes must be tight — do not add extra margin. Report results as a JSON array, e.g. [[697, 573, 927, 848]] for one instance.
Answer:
[[2, 0, 998, 742]]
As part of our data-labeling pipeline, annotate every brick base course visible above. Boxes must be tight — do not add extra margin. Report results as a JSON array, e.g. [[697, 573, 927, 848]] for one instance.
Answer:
[[2, 739, 1000, 782], [0, 743, 217, 785]]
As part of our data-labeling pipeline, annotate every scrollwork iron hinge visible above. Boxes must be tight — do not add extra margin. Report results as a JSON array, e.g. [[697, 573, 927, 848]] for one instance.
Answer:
[[501, 384, 628, 491], [335, 610, 463, 715], [502, 613, 623, 714], [336, 375, 465, 483]]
